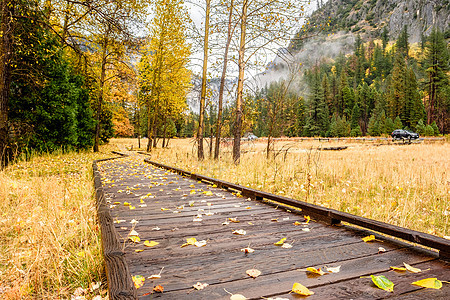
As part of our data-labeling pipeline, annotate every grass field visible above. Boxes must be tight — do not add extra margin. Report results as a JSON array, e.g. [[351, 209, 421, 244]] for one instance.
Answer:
[[0, 148, 114, 299], [113, 137, 449, 239], [1, 137, 447, 298]]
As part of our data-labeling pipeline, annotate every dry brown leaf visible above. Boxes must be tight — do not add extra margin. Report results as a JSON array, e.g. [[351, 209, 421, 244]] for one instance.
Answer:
[[246, 269, 261, 278]]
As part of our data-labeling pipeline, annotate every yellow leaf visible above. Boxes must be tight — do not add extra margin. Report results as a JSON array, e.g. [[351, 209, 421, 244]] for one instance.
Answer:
[[76, 251, 85, 257], [229, 217, 240, 223], [129, 236, 140, 243], [144, 240, 159, 247], [232, 229, 246, 235], [129, 229, 139, 236], [403, 262, 421, 273], [194, 240, 207, 247], [411, 278, 442, 289], [230, 294, 247, 300], [294, 221, 302, 226], [161, 207, 170, 211], [246, 269, 261, 278], [135, 249, 144, 253], [123, 202, 130, 206], [203, 191, 213, 196], [240, 247, 255, 253], [304, 216, 310, 224], [132, 275, 145, 289], [129, 205, 135, 210], [306, 267, 325, 276], [292, 282, 314, 296], [190, 190, 196, 194], [274, 238, 287, 246], [390, 266, 407, 272], [181, 237, 197, 247], [362, 235, 375, 242]]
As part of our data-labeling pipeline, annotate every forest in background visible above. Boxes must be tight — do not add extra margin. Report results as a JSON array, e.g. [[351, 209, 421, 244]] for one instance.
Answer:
[[1, 0, 449, 166]]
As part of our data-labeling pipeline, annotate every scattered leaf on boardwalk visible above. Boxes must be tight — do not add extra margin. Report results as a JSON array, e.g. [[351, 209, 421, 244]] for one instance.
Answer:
[[123, 202, 130, 206], [193, 282, 209, 290], [189, 201, 195, 207], [390, 266, 406, 272], [148, 267, 164, 280], [181, 237, 197, 247], [114, 219, 126, 224], [378, 247, 386, 253], [132, 275, 145, 289], [229, 217, 240, 223], [403, 262, 421, 273], [129, 229, 139, 236], [362, 235, 375, 242], [292, 282, 314, 296], [411, 278, 443, 289], [370, 275, 394, 292], [129, 236, 140, 243], [130, 219, 139, 224], [144, 240, 159, 247], [304, 216, 311, 224], [241, 247, 255, 253], [294, 221, 302, 226], [274, 238, 286, 246], [232, 229, 246, 235], [153, 285, 164, 293], [203, 191, 213, 196], [306, 267, 325, 276], [302, 228, 311, 232], [161, 207, 170, 211], [246, 269, 261, 278], [281, 243, 293, 249], [325, 265, 341, 273], [230, 294, 247, 300], [135, 249, 144, 253], [194, 240, 207, 247]]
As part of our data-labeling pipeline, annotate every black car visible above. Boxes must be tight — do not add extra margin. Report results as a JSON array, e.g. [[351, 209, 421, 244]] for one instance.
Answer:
[[391, 129, 419, 141]]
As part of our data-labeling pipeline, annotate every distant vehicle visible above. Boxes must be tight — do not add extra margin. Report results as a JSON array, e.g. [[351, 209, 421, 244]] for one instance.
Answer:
[[391, 129, 419, 141], [243, 133, 258, 141]]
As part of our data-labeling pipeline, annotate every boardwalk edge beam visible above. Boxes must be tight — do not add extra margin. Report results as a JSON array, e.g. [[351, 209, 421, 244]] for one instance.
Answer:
[[144, 158, 450, 261]]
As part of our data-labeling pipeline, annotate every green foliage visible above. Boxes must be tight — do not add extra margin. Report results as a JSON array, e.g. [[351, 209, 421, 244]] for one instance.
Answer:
[[415, 119, 426, 135], [424, 125, 434, 136], [431, 121, 440, 135], [9, 5, 95, 153]]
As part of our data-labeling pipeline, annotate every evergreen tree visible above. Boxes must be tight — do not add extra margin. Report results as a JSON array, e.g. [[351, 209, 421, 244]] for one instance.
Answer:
[[422, 27, 449, 133], [303, 71, 329, 136], [396, 25, 409, 59], [393, 116, 403, 130], [381, 27, 389, 51], [431, 121, 440, 135]]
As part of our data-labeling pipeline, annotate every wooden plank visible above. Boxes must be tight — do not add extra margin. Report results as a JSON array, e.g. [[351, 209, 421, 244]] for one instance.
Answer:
[[145, 248, 439, 299]]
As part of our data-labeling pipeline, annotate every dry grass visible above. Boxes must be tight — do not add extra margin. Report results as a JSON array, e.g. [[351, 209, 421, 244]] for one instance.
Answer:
[[113, 137, 449, 238], [0, 148, 113, 299]]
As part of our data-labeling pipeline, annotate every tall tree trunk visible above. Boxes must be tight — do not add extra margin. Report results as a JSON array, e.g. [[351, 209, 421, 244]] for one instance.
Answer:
[[233, 0, 248, 164], [0, 0, 14, 167], [162, 115, 167, 148], [214, 0, 234, 160], [94, 32, 109, 152], [198, 0, 211, 161]]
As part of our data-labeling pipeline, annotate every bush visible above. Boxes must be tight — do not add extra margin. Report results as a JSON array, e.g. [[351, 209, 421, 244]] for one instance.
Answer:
[[424, 125, 434, 136], [431, 121, 440, 135]]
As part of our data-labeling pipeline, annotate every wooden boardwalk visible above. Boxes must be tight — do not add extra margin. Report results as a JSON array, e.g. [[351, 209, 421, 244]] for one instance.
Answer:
[[96, 153, 449, 299]]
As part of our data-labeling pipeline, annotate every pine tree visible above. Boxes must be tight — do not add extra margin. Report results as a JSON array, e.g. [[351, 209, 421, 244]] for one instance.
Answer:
[[422, 27, 449, 133], [396, 25, 409, 59], [304, 71, 329, 137]]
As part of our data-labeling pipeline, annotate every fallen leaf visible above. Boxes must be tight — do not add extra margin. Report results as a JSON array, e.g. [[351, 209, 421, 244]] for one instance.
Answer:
[[390, 266, 406, 272], [274, 238, 287, 246], [411, 278, 443, 289], [232, 229, 246, 235], [189, 201, 195, 207], [153, 285, 164, 293], [222, 220, 230, 225], [114, 219, 126, 224], [247, 222, 254, 225], [181, 237, 197, 247], [306, 267, 325, 276], [130, 219, 139, 224], [403, 262, 421, 273], [203, 191, 213, 196], [378, 247, 386, 253], [362, 235, 375, 242], [229, 217, 240, 223], [193, 282, 209, 290], [132, 275, 145, 289], [293, 221, 302, 226], [291, 282, 314, 296], [271, 218, 279, 222], [246, 269, 261, 278], [281, 243, 293, 249], [148, 267, 164, 280], [370, 275, 394, 292], [194, 240, 207, 247], [123, 202, 130, 206], [230, 294, 247, 300], [241, 247, 255, 253], [129, 229, 139, 236], [161, 207, 170, 211], [129, 205, 135, 210], [325, 265, 341, 273], [302, 228, 311, 232], [129, 236, 140, 243], [304, 216, 311, 224], [152, 227, 160, 231], [144, 240, 159, 247], [135, 249, 144, 253]]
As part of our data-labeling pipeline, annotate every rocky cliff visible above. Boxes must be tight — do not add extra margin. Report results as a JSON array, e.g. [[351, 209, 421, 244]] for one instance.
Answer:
[[292, 0, 449, 51]]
